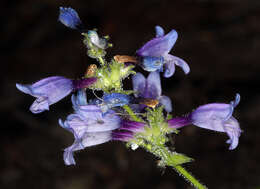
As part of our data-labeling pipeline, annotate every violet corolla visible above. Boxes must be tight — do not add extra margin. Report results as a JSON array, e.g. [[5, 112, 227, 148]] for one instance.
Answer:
[[16, 76, 96, 113], [132, 71, 172, 112], [59, 93, 145, 165], [58, 7, 83, 30], [59, 102, 121, 165], [136, 26, 190, 78], [168, 94, 241, 150]]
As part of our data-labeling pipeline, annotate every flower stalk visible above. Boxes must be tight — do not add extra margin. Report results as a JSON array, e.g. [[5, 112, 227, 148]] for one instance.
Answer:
[[143, 142, 207, 189]]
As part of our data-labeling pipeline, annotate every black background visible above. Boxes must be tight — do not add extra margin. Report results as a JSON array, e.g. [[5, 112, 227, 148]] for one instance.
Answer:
[[2, 0, 260, 188]]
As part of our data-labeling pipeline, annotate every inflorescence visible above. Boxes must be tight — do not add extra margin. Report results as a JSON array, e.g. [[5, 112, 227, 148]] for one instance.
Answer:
[[16, 7, 242, 188]]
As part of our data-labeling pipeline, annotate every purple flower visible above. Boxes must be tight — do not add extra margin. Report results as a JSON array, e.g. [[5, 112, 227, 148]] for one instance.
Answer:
[[58, 7, 83, 30], [112, 120, 146, 141], [16, 76, 96, 114], [136, 26, 190, 78], [168, 94, 241, 150], [59, 104, 121, 165], [132, 71, 172, 112]]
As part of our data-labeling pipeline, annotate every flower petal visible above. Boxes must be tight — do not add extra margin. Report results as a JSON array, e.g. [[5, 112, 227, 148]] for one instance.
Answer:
[[167, 116, 192, 129], [64, 131, 112, 165], [59, 114, 87, 139], [119, 120, 145, 132], [132, 73, 146, 98], [30, 96, 49, 114], [63, 139, 84, 165], [16, 83, 33, 95], [146, 71, 162, 99], [164, 54, 190, 77], [155, 25, 165, 37], [31, 76, 73, 104], [136, 29, 178, 57], [191, 94, 242, 150], [72, 78, 97, 90], [159, 95, 172, 112], [163, 61, 175, 78], [81, 131, 112, 147], [62, 105, 121, 133], [224, 117, 241, 150], [17, 76, 74, 113], [191, 103, 231, 132], [58, 7, 83, 29], [112, 131, 134, 141]]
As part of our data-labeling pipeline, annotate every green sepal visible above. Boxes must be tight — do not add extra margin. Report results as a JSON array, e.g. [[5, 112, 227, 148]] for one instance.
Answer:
[[90, 60, 135, 93], [166, 152, 193, 166], [82, 32, 108, 62]]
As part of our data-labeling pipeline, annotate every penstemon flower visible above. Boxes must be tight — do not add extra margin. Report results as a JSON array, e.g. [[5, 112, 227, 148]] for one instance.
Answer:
[[132, 71, 172, 112], [16, 76, 96, 113], [168, 94, 241, 150], [59, 103, 121, 165], [16, 7, 243, 189], [136, 26, 190, 78]]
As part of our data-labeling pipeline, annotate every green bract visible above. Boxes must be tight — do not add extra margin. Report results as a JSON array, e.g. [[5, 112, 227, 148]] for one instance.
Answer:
[[90, 60, 135, 93]]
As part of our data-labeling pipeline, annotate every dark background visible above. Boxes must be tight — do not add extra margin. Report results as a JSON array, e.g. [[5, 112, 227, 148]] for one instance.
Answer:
[[2, 0, 260, 188]]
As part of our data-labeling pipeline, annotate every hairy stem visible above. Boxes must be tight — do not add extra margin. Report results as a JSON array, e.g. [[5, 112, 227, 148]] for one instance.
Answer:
[[141, 142, 207, 189], [174, 165, 207, 189], [98, 56, 105, 65], [123, 105, 143, 122]]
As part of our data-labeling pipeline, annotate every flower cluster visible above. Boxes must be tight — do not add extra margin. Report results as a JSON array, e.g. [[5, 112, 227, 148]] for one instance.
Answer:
[[16, 7, 242, 188]]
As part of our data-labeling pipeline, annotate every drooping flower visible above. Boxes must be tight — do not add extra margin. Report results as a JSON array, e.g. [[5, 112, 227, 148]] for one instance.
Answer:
[[59, 104, 121, 165], [136, 26, 190, 78], [132, 71, 172, 112], [58, 7, 83, 30], [168, 94, 242, 150], [16, 76, 96, 114]]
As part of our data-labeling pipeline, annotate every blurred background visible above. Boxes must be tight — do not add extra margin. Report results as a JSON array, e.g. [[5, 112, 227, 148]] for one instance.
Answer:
[[2, 0, 260, 188]]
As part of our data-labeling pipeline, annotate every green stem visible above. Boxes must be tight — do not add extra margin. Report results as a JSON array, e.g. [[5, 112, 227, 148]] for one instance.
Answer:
[[141, 143, 207, 189], [98, 56, 105, 65], [123, 105, 143, 122], [174, 165, 207, 189]]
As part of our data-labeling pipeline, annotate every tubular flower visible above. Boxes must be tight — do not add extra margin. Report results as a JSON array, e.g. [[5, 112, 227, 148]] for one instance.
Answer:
[[59, 104, 121, 165], [112, 120, 146, 142], [136, 26, 190, 78], [132, 71, 172, 112], [16, 76, 96, 114], [58, 7, 83, 30], [168, 94, 241, 150]]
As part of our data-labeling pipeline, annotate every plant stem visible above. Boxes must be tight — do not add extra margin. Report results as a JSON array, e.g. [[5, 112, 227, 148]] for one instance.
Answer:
[[141, 142, 207, 189], [174, 165, 207, 189], [98, 56, 105, 65], [123, 105, 143, 122]]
